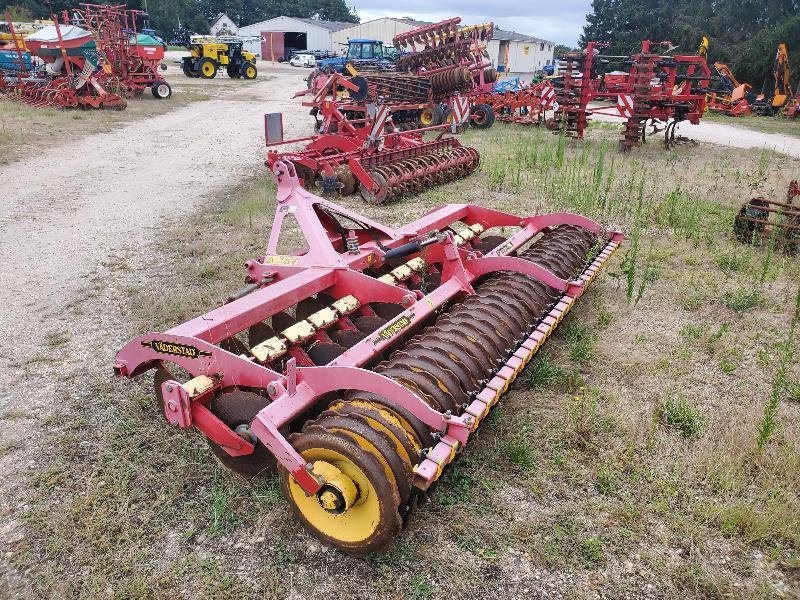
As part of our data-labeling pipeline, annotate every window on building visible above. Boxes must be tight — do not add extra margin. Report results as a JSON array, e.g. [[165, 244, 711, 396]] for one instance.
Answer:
[[546, 59, 551, 65], [540, 43, 544, 51]]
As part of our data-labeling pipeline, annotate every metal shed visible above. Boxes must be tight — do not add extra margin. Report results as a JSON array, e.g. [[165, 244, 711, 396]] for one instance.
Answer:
[[238, 16, 352, 59]]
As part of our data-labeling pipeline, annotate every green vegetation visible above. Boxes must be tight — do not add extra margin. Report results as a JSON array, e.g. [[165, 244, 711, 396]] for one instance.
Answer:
[[658, 392, 706, 438]]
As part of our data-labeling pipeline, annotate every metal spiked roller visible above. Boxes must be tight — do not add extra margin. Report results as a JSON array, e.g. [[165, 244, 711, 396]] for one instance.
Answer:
[[113, 161, 624, 555]]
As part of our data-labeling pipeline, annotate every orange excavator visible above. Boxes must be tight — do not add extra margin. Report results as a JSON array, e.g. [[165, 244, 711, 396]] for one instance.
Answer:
[[752, 43, 797, 117], [708, 61, 753, 116]]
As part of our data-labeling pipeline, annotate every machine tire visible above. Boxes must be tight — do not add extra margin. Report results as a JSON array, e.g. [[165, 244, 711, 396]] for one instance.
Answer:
[[241, 61, 257, 80], [151, 80, 172, 99], [470, 103, 496, 129], [420, 105, 444, 126], [227, 65, 242, 79], [182, 58, 198, 78], [348, 76, 369, 102], [198, 57, 218, 79]]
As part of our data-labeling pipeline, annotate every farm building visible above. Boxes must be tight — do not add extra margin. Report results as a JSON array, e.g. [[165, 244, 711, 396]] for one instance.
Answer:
[[331, 17, 554, 73], [238, 16, 353, 59], [209, 13, 238, 36]]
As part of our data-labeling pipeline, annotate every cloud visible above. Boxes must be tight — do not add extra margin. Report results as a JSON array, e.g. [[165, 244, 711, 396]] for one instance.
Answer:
[[352, 0, 591, 46]]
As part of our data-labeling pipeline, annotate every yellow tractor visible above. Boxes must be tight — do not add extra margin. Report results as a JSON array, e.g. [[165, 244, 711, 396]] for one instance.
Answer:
[[182, 35, 258, 79]]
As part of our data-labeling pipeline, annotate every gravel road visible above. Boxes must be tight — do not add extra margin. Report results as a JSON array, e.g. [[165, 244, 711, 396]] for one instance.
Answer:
[[0, 64, 312, 593]]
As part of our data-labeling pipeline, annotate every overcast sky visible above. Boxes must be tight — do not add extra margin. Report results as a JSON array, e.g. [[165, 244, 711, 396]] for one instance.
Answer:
[[354, 1, 592, 46]]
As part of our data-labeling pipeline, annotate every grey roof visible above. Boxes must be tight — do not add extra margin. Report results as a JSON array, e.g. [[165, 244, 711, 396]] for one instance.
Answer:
[[493, 28, 552, 44], [366, 17, 553, 46], [293, 17, 355, 32]]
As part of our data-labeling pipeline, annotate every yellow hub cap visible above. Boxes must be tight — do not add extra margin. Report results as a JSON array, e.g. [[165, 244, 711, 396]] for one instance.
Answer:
[[312, 460, 358, 512], [246, 66, 255, 78], [202, 63, 214, 76], [287, 448, 381, 543], [420, 109, 434, 126]]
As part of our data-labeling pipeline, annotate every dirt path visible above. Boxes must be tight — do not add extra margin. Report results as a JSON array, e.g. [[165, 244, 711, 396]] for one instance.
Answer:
[[591, 107, 800, 157], [0, 65, 311, 593]]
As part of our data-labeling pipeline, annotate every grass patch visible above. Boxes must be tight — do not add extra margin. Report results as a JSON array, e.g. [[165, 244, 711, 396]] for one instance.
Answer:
[[722, 289, 764, 312], [521, 354, 566, 388], [657, 392, 706, 438]]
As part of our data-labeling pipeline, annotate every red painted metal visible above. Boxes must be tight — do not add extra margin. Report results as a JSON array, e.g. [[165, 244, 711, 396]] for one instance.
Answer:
[[113, 160, 623, 495], [470, 80, 556, 125], [265, 91, 479, 204], [1, 3, 169, 109], [551, 40, 713, 150]]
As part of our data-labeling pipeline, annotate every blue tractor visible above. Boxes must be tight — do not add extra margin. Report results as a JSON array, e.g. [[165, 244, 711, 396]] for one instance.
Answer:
[[316, 39, 396, 73]]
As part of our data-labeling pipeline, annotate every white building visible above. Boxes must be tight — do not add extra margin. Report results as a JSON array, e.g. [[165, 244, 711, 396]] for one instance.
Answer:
[[209, 13, 238, 36], [238, 16, 353, 59], [331, 17, 554, 74]]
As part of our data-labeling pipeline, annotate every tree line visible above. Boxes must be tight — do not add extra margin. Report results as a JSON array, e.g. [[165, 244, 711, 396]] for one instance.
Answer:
[[580, 0, 800, 94], [1, 0, 359, 41]]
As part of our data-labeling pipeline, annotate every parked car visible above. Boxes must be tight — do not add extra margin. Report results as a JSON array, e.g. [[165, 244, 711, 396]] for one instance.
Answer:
[[289, 53, 316, 68]]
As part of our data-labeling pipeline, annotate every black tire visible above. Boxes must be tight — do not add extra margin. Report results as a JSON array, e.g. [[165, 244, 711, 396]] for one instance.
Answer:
[[197, 57, 217, 79], [181, 58, 198, 78], [470, 103, 496, 129], [226, 65, 241, 79], [151, 80, 172, 99], [348, 75, 368, 102], [240, 61, 257, 80]]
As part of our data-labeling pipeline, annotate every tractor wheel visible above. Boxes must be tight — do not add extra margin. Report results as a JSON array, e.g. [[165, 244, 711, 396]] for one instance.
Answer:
[[207, 390, 275, 477], [470, 103, 496, 129], [226, 65, 242, 79], [151, 81, 172, 99], [420, 105, 443, 126], [182, 59, 198, 78], [198, 57, 218, 79], [240, 61, 257, 80]]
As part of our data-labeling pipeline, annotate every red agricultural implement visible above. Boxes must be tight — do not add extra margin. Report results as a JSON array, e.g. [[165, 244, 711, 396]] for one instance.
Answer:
[[469, 80, 556, 125], [303, 18, 498, 130], [0, 13, 126, 109], [268, 77, 479, 204], [735, 180, 800, 252], [70, 3, 171, 99], [0, 3, 169, 109], [552, 40, 712, 151], [113, 159, 623, 555]]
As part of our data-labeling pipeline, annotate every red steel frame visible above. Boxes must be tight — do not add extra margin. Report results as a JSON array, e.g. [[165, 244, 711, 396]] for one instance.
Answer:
[[470, 80, 557, 125], [265, 88, 475, 200], [114, 160, 623, 494], [68, 3, 168, 96], [555, 40, 712, 144]]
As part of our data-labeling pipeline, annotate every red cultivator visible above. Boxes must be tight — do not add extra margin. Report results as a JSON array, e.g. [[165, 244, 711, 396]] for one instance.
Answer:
[[304, 18, 497, 130], [114, 160, 623, 555], [552, 41, 712, 151], [735, 180, 800, 252], [268, 79, 479, 205], [470, 80, 557, 125]]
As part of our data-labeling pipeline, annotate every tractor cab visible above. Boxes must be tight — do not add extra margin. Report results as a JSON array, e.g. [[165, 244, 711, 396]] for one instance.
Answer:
[[317, 39, 395, 73], [345, 39, 384, 61]]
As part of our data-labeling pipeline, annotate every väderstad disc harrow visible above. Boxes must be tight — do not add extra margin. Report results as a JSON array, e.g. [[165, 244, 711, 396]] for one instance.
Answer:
[[113, 161, 623, 555]]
